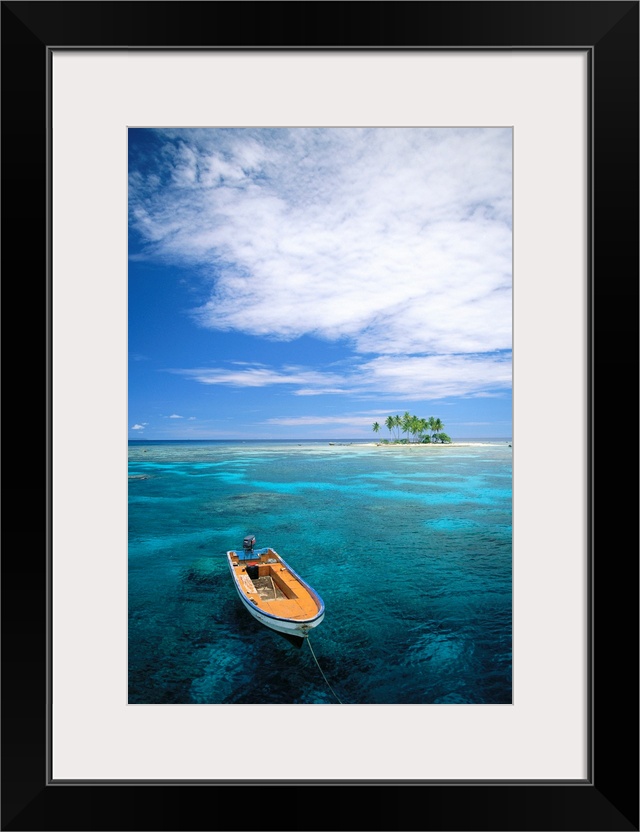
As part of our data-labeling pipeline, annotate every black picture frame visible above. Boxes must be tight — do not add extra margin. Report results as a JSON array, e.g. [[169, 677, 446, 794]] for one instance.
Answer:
[[2, 2, 638, 830]]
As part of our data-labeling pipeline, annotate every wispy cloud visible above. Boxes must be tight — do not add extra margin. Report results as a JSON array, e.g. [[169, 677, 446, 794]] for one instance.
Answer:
[[171, 352, 511, 400], [131, 423, 147, 431], [173, 365, 346, 390], [266, 414, 384, 428], [355, 353, 511, 399]]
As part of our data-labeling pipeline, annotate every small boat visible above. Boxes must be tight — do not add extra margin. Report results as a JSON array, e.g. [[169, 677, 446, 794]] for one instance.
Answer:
[[227, 535, 325, 647]]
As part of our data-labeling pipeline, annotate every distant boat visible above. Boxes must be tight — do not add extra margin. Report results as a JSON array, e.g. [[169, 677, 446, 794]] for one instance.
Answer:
[[227, 535, 325, 647]]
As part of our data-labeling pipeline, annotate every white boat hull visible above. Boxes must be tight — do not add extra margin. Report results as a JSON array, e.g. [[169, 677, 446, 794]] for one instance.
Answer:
[[233, 585, 324, 638], [227, 548, 324, 641]]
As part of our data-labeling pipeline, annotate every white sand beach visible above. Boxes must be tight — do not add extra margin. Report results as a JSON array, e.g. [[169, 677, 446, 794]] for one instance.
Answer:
[[362, 441, 511, 448]]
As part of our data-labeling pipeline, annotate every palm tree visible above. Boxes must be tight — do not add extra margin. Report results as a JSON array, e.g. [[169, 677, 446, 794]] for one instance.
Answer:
[[372, 421, 381, 436], [401, 411, 412, 442], [408, 414, 420, 442], [432, 417, 444, 442], [418, 417, 430, 442], [385, 415, 395, 440]]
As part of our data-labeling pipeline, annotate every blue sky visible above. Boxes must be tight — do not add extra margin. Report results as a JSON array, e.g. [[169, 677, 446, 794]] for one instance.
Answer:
[[128, 128, 512, 440]]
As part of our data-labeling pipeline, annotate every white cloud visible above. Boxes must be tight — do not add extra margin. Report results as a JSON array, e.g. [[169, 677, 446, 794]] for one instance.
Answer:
[[131, 423, 147, 430], [174, 365, 346, 390], [171, 352, 511, 400], [129, 128, 512, 360], [356, 353, 512, 399], [294, 388, 351, 396], [266, 414, 382, 428], [169, 414, 184, 419]]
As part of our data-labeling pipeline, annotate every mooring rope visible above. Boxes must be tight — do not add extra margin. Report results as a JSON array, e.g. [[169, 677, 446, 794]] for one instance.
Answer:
[[307, 638, 344, 704]]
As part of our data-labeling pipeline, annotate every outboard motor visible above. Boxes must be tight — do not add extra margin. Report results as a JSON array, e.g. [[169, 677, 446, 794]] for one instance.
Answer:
[[243, 535, 258, 575]]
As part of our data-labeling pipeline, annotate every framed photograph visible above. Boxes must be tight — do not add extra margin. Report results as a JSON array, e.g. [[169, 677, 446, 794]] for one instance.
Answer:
[[3, 2, 637, 830]]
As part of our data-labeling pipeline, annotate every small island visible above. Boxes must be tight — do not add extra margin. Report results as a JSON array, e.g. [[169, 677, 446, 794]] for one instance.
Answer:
[[372, 413, 452, 444]]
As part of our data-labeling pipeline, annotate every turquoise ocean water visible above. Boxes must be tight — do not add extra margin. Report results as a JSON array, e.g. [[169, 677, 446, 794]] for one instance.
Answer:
[[128, 440, 512, 704]]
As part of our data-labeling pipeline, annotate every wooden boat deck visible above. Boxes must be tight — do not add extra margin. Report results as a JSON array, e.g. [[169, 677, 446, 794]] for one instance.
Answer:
[[229, 549, 320, 620]]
